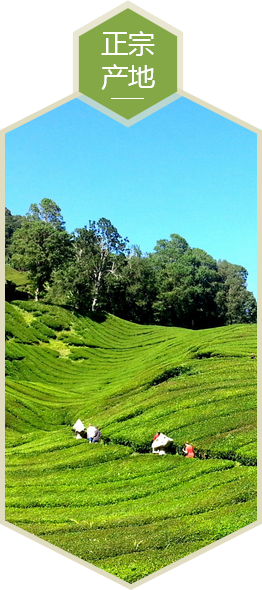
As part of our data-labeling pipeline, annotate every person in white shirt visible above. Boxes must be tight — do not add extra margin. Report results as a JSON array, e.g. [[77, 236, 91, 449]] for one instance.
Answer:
[[86, 423, 96, 442]]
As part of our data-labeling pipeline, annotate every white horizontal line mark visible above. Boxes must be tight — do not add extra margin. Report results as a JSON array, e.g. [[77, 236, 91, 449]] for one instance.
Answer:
[[111, 98, 144, 100]]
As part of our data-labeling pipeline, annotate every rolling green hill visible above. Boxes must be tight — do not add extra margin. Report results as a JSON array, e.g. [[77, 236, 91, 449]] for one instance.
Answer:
[[5, 300, 257, 583]]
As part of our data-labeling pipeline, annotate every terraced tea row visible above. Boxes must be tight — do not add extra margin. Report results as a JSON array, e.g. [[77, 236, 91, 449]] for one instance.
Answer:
[[5, 301, 257, 461]]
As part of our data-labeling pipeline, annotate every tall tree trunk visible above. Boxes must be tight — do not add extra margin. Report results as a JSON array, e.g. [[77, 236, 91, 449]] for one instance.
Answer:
[[92, 269, 103, 312], [91, 246, 108, 312], [34, 287, 39, 302]]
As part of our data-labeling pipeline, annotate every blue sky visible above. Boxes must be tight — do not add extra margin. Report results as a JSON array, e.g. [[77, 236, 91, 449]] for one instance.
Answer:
[[5, 97, 257, 297]]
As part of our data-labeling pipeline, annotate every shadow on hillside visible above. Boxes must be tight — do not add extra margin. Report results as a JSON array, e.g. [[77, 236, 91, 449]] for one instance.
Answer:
[[192, 351, 244, 360], [101, 438, 257, 466], [71, 309, 108, 324], [150, 366, 191, 386], [6, 281, 30, 303], [40, 303, 108, 324]]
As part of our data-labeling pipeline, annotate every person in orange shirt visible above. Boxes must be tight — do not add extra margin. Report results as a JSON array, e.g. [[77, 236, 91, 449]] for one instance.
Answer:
[[153, 431, 160, 442], [183, 442, 195, 458]]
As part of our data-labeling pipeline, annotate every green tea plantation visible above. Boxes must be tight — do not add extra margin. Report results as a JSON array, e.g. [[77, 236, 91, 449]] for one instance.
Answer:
[[5, 298, 257, 583]]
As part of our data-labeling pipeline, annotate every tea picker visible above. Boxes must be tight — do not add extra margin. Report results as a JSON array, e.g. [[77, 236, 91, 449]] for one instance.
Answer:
[[152, 432, 173, 455], [182, 442, 195, 458], [72, 419, 86, 439]]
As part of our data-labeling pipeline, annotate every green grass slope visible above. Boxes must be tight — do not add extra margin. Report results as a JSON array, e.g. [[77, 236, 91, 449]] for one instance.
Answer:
[[5, 301, 257, 583]]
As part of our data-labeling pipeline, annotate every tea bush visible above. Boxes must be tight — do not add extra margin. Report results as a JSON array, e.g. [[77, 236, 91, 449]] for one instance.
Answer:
[[40, 314, 71, 331]]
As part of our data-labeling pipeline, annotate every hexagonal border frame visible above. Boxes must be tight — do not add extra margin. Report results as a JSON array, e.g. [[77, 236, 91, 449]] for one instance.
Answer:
[[0, 0, 262, 585]]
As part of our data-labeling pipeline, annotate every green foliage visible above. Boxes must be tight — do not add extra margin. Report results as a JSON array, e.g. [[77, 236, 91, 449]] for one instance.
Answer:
[[57, 332, 85, 346], [12, 300, 53, 313], [47, 219, 130, 313], [5, 302, 58, 345], [235, 443, 257, 466], [151, 245, 223, 328], [8, 200, 256, 328], [5, 265, 28, 286], [5, 341, 26, 361], [27, 198, 65, 230], [217, 260, 257, 324], [103, 251, 158, 324], [10, 219, 72, 296], [5, 207, 25, 260], [32, 320, 56, 339], [40, 314, 71, 331], [6, 315, 39, 345]]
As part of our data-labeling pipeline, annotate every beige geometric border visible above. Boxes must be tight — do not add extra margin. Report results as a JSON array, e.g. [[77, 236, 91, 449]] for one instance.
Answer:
[[5, 522, 257, 587], [77, 92, 182, 127], [0, 0, 262, 587], [5, 522, 129, 586], [1, 0, 260, 137], [3, 65, 260, 133], [132, 522, 257, 586], [1, 85, 260, 136]]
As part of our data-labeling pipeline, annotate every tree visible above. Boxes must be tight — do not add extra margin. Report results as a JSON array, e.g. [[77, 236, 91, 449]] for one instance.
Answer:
[[217, 260, 257, 324], [48, 220, 129, 313], [103, 247, 157, 324], [88, 218, 129, 311], [8, 199, 257, 327], [243, 291, 257, 324], [49, 226, 100, 311], [10, 220, 72, 300], [181, 248, 222, 328], [47, 262, 95, 310], [5, 207, 25, 260], [153, 233, 189, 267], [27, 198, 65, 229], [151, 237, 222, 328]]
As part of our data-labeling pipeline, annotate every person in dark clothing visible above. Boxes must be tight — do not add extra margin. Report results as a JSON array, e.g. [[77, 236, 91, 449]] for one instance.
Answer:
[[92, 427, 102, 443]]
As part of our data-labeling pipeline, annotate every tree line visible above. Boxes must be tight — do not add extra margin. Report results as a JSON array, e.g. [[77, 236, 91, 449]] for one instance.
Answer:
[[5, 199, 257, 329]]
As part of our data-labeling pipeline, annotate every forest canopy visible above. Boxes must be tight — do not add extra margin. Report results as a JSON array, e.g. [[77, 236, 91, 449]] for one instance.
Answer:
[[5, 200, 257, 329]]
